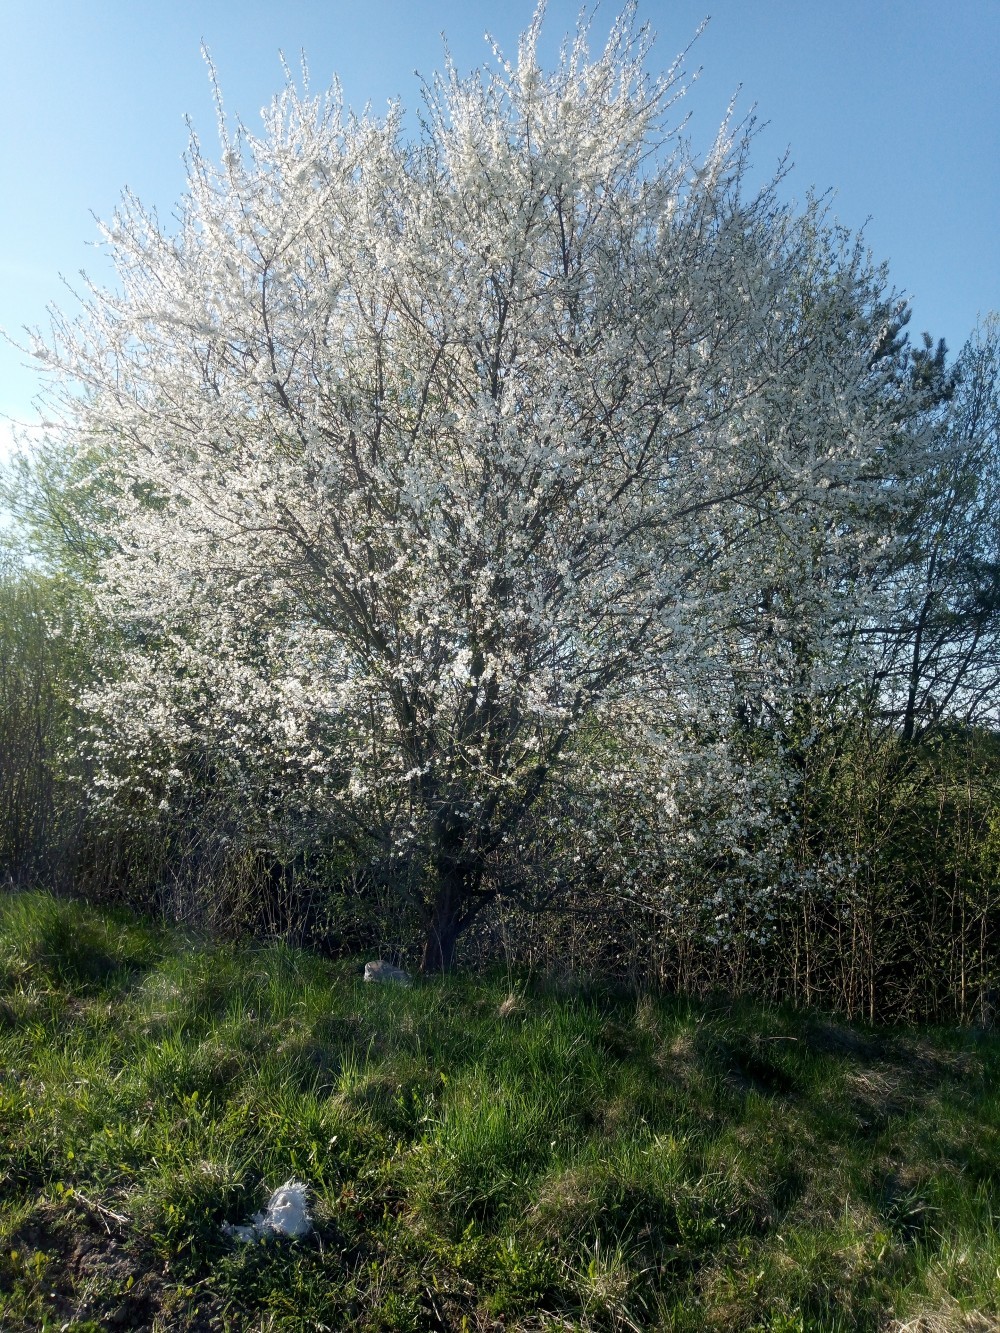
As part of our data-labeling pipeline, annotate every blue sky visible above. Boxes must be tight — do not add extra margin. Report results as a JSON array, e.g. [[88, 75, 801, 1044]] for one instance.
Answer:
[[1, 0, 997, 452]]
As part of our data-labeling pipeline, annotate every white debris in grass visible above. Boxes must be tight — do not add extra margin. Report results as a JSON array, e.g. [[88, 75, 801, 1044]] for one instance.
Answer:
[[223, 1178, 311, 1242], [364, 959, 411, 986]]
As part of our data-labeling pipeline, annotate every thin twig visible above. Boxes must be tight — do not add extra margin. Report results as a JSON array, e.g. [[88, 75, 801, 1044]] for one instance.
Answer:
[[69, 1189, 131, 1232]]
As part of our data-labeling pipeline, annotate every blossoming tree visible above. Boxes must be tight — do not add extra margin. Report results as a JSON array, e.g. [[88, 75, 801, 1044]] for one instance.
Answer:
[[34, 6, 916, 968]]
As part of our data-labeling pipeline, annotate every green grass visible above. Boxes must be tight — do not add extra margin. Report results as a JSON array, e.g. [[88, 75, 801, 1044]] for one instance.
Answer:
[[2, 891, 1000, 1330]]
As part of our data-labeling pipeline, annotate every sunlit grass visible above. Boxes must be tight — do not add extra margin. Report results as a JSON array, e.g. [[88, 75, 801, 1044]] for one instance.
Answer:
[[1, 889, 999, 1330]]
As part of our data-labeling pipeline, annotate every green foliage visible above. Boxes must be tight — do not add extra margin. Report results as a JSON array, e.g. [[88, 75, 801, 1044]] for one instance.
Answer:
[[0, 556, 77, 886], [2, 890, 1000, 1330], [0, 432, 121, 581], [539, 717, 1000, 1026], [784, 722, 1000, 1023]]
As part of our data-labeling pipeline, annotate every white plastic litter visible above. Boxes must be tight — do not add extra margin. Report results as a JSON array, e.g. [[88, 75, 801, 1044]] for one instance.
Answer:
[[223, 1178, 311, 1243]]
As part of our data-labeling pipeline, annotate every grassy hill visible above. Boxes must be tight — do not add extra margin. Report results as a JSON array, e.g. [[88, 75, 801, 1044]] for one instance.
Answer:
[[1, 891, 999, 1331]]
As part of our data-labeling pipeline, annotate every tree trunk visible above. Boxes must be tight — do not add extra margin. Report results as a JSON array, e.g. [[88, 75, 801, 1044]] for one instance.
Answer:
[[420, 881, 462, 973]]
